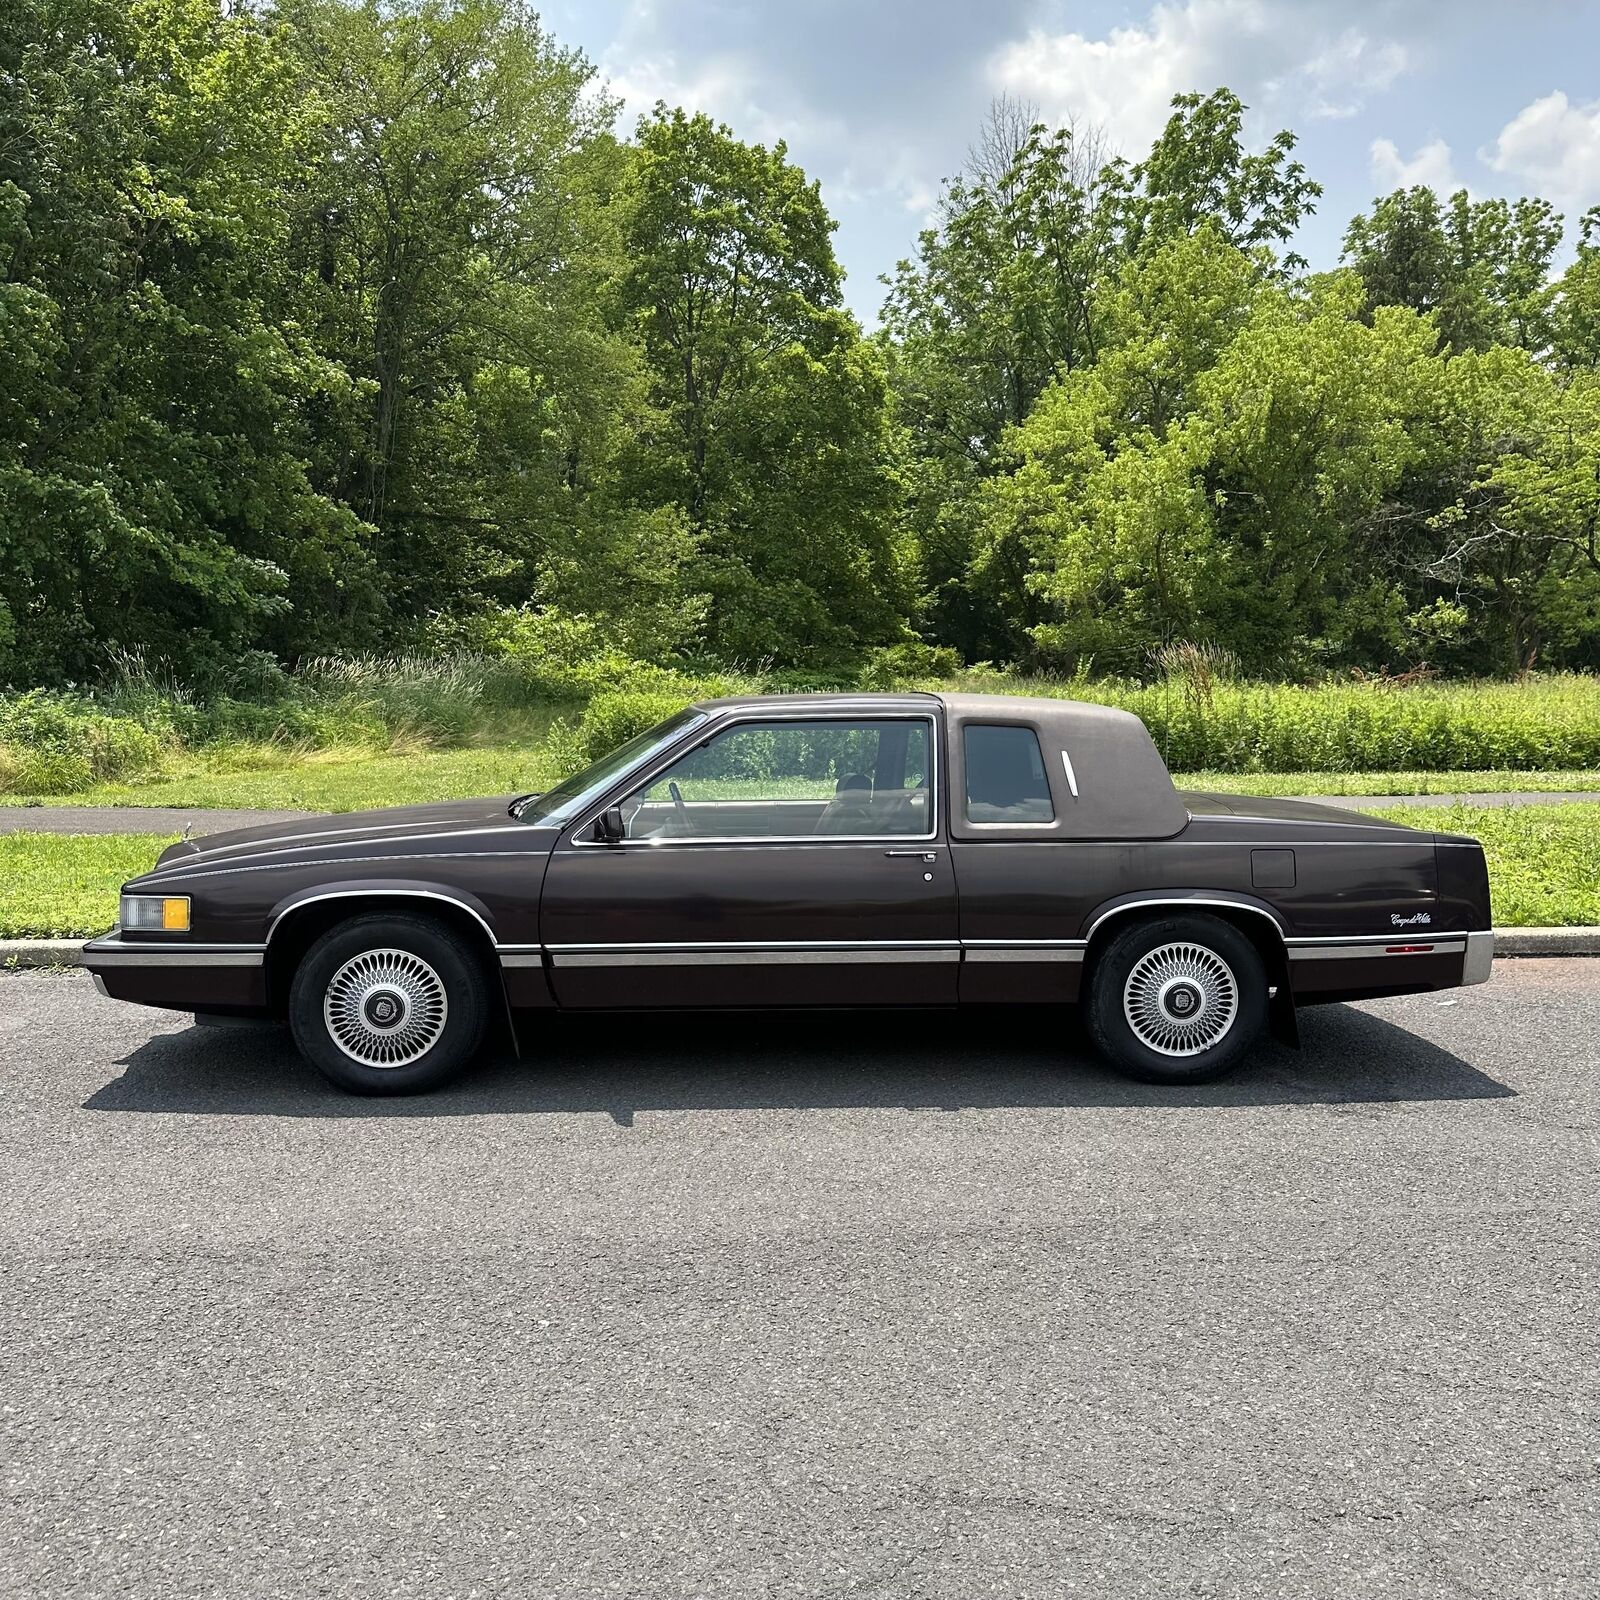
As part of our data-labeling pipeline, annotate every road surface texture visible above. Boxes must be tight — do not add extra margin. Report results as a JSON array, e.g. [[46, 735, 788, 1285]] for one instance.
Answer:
[[1, 966, 1595, 1599]]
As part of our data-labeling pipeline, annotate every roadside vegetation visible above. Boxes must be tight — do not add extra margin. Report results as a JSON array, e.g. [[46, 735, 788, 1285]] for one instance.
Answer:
[[6, 802, 1597, 939], [1368, 804, 1600, 930], [4, 5, 1600, 887], [4, 654, 1599, 807], [1, 833, 179, 940]]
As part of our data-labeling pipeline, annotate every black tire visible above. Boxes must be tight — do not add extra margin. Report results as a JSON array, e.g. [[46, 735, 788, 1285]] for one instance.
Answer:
[[288, 913, 491, 1095], [1085, 913, 1268, 1085]]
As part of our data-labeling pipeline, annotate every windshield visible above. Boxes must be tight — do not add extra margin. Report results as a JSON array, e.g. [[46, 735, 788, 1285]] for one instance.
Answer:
[[513, 709, 709, 826]]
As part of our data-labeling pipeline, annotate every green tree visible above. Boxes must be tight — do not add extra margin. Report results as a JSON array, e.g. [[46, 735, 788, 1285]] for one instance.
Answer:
[[1551, 208, 1600, 374], [1344, 187, 1562, 355], [1413, 353, 1600, 672], [980, 233, 1440, 674], [274, 0, 681, 645], [0, 0, 368, 683], [1110, 89, 1322, 265], [619, 107, 904, 663], [882, 88, 1320, 663]]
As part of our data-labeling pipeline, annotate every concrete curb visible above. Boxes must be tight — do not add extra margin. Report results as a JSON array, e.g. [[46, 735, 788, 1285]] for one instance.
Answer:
[[2, 940, 87, 968], [6, 929, 1600, 970], [1492, 926, 1600, 957]]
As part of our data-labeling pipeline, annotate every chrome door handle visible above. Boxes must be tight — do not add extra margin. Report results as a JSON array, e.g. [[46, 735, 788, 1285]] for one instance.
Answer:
[[885, 850, 939, 861]]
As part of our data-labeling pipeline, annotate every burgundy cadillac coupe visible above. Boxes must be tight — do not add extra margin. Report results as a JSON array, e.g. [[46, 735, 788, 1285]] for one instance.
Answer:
[[84, 693, 1493, 1094]]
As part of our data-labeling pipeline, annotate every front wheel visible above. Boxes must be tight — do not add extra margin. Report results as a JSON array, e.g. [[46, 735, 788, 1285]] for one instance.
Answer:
[[288, 913, 491, 1095], [1086, 913, 1268, 1085]]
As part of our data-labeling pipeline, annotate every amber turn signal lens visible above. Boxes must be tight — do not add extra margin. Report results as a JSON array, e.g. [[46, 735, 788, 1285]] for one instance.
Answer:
[[119, 894, 191, 933]]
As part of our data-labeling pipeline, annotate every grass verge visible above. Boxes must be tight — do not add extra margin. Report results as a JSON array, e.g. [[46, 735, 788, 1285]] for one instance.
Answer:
[[3, 806, 1597, 939], [0, 834, 178, 938], [4, 746, 1598, 815], [0, 747, 561, 813], [1366, 803, 1600, 929], [1179, 769, 1600, 796]]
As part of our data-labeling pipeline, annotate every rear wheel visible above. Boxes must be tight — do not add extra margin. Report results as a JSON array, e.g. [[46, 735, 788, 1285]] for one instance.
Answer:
[[1086, 913, 1268, 1085], [288, 913, 490, 1095]]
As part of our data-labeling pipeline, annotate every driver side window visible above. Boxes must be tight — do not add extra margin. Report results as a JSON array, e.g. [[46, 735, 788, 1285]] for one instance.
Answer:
[[622, 719, 932, 841]]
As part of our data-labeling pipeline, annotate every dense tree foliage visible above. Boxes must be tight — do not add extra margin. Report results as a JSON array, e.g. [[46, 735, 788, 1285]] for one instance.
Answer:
[[619, 107, 903, 662], [3, 2, 1599, 686], [889, 91, 1600, 676]]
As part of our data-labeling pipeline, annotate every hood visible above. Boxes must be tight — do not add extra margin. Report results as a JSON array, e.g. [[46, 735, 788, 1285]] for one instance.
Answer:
[[1179, 790, 1426, 833], [145, 795, 527, 874]]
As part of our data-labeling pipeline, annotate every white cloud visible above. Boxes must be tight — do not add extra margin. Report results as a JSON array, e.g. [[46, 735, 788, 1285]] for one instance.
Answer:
[[1482, 90, 1600, 209], [603, 51, 841, 152], [1300, 29, 1408, 120], [598, 11, 943, 239], [1369, 136, 1461, 193], [987, 0, 1410, 158]]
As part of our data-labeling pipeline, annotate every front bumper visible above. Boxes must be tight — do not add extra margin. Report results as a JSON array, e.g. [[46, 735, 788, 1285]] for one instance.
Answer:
[[82, 932, 267, 1011]]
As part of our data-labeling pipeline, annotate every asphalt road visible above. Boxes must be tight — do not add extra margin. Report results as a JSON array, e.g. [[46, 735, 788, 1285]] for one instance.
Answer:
[[2, 967, 1595, 1599]]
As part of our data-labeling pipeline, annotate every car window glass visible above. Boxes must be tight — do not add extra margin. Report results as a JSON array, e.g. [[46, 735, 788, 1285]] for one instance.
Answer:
[[624, 719, 932, 840], [519, 710, 707, 825], [964, 725, 1054, 823]]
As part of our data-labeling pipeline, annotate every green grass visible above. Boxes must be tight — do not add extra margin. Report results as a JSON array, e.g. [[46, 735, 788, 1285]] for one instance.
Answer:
[[1367, 803, 1600, 928], [1177, 769, 1600, 796], [3, 805, 1597, 939], [0, 834, 178, 938], [4, 734, 1597, 818], [0, 746, 562, 813], [936, 670, 1600, 770], [7, 666, 1600, 800]]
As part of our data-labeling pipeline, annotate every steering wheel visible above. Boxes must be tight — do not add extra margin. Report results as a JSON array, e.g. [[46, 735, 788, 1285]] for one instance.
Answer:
[[668, 780, 689, 828]]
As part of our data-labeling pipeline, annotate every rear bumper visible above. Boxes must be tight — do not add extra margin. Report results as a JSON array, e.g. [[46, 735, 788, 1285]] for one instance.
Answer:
[[1462, 929, 1494, 986], [1286, 931, 1491, 1000]]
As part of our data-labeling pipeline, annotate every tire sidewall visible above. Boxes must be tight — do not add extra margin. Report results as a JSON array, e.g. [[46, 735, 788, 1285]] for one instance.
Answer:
[[289, 914, 489, 1095], [1087, 914, 1268, 1084]]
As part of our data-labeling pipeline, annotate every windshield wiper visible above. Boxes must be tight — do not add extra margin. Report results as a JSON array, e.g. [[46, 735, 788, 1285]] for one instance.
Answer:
[[508, 792, 542, 819]]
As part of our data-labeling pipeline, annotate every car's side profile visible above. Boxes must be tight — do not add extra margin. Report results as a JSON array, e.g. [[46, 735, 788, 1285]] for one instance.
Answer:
[[83, 692, 1494, 1094]]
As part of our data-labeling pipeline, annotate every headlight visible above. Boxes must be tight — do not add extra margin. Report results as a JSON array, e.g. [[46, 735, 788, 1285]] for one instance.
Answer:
[[120, 895, 191, 933]]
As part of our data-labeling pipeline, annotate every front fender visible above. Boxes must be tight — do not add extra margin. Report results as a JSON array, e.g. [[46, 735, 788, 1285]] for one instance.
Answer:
[[265, 881, 501, 947]]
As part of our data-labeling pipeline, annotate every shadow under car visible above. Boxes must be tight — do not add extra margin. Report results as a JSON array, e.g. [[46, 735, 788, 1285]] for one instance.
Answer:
[[83, 1002, 1515, 1123]]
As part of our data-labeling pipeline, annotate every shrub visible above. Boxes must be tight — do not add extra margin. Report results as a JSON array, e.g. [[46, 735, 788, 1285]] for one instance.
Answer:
[[0, 690, 167, 793], [560, 689, 700, 766], [939, 671, 1600, 772], [856, 641, 962, 690]]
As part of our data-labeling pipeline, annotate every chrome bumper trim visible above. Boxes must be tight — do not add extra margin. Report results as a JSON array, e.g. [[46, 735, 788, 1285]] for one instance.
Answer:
[[1462, 929, 1495, 986], [82, 936, 265, 968], [1289, 938, 1466, 962]]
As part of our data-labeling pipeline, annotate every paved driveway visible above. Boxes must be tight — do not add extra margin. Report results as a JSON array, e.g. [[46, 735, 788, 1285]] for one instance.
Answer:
[[1, 966, 1594, 1598]]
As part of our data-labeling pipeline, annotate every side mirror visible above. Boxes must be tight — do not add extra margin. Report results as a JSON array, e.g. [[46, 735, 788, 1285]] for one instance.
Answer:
[[595, 806, 626, 844]]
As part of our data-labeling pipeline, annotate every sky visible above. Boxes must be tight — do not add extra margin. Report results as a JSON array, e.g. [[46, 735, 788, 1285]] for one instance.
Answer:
[[537, 0, 1600, 324]]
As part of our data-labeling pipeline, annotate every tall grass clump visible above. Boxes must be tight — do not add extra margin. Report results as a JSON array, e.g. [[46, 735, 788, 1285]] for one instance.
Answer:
[[937, 666, 1600, 772], [0, 689, 172, 793]]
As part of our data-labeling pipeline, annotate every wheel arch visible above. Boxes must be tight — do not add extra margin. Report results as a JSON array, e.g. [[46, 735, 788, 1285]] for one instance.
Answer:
[[263, 885, 510, 1033], [1080, 892, 1297, 1044]]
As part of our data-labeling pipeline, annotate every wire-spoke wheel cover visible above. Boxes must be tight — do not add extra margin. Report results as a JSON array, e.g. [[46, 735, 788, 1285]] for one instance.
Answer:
[[323, 948, 449, 1069], [1122, 941, 1239, 1057]]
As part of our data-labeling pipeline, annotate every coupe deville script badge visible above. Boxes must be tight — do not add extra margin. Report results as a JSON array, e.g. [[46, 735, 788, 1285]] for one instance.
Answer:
[[1391, 911, 1433, 926]]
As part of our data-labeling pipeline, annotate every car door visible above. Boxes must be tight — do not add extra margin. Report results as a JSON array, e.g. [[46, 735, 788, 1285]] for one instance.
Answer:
[[538, 712, 959, 1008]]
